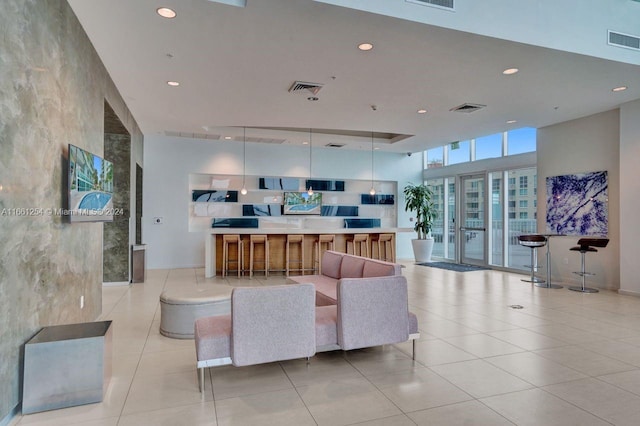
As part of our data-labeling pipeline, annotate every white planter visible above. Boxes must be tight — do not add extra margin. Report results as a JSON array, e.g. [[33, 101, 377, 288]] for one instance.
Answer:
[[411, 238, 434, 263]]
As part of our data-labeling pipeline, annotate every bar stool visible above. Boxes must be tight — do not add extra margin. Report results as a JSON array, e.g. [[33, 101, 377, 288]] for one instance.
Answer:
[[313, 234, 335, 274], [372, 233, 394, 262], [249, 234, 269, 278], [347, 234, 369, 257], [286, 234, 305, 276], [222, 234, 243, 278], [518, 234, 547, 285], [541, 233, 564, 289], [569, 237, 609, 293]]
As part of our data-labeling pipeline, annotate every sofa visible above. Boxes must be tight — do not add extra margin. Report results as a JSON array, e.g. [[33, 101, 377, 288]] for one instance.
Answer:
[[288, 250, 403, 306], [194, 252, 420, 392], [289, 250, 419, 357]]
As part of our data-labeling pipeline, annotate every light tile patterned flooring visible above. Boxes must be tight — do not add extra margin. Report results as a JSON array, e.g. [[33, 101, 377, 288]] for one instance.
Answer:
[[14, 263, 640, 425]]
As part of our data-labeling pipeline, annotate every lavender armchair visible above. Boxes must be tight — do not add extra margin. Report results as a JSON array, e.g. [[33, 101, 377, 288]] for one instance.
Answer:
[[315, 275, 420, 358], [194, 283, 316, 392]]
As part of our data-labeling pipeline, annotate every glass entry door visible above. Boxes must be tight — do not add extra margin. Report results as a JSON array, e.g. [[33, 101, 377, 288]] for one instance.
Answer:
[[460, 174, 487, 266]]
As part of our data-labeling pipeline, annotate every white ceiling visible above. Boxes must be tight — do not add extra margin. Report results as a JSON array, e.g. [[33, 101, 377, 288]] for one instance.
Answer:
[[68, 0, 640, 153]]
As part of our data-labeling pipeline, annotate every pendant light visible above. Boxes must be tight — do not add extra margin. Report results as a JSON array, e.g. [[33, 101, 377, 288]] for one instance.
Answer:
[[240, 127, 248, 195], [369, 131, 376, 196], [307, 128, 314, 195]]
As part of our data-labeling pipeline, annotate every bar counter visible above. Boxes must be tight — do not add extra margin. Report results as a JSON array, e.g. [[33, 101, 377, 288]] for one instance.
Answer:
[[204, 228, 409, 277]]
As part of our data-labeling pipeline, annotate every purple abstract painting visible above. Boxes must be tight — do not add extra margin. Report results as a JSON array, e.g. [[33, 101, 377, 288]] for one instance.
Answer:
[[545, 171, 608, 236]]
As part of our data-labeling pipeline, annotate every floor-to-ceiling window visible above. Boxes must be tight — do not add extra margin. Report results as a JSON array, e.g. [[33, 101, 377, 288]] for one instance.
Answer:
[[489, 171, 504, 266], [506, 167, 537, 271], [424, 128, 537, 270], [426, 177, 456, 260]]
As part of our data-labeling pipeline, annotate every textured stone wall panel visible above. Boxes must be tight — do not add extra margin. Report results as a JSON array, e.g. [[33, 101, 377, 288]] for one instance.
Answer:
[[0, 0, 142, 419]]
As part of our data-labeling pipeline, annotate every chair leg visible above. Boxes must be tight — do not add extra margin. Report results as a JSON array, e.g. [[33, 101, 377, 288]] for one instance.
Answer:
[[199, 367, 205, 393], [412, 339, 416, 361]]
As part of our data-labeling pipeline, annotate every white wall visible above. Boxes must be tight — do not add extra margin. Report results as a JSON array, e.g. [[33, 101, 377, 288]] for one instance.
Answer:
[[143, 135, 422, 268], [317, 0, 640, 66], [537, 110, 620, 290], [619, 99, 640, 296]]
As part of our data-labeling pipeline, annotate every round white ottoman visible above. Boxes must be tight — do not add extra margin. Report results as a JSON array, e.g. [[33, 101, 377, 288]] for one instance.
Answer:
[[160, 285, 233, 339]]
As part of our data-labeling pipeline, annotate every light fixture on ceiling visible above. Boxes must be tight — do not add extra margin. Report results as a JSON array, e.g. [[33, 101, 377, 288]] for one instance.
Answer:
[[307, 129, 314, 195], [240, 127, 248, 195], [224, 136, 232, 140], [506, 119, 517, 124], [167, 81, 180, 87], [502, 68, 519, 75], [358, 42, 374, 51], [156, 7, 177, 18], [417, 109, 427, 114], [369, 131, 376, 196], [612, 86, 628, 92]]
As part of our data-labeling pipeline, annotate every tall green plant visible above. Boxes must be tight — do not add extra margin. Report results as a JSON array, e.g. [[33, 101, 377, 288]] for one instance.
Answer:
[[403, 183, 436, 240]]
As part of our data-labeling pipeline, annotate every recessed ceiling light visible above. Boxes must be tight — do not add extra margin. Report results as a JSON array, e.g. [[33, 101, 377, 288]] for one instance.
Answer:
[[612, 86, 628, 92], [157, 7, 176, 18], [374, 147, 380, 150], [417, 109, 427, 114], [502, 68, 519, 75], [506, 119, 517, 124], [302, 141, 309, 145], [358, 43, 374, 51], [224, 136, 232, 140], [167, 81, 180, 86]]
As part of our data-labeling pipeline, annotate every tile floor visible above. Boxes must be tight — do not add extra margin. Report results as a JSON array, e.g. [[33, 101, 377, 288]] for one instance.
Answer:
[[13, 263, 640, 425]]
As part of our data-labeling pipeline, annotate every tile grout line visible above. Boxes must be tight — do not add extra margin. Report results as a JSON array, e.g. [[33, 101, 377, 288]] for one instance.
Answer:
[[115, 269, 171, 424]]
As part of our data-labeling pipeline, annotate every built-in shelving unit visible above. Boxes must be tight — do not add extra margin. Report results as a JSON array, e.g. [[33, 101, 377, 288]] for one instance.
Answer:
[[188, 173, 397, 232]]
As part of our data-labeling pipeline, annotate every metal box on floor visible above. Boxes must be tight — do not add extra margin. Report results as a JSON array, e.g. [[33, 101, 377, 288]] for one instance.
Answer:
[[132, 244, 146, 283], [22, 321, 113, 414]]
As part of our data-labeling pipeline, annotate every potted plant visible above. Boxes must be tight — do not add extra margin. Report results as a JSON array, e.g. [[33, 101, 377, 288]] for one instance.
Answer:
[[403, 182, 437, 263]]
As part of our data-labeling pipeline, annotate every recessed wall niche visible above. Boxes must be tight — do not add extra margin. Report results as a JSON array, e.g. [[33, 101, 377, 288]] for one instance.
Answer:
[[188, 173, 397, 232], [103, 101, 131, 283]]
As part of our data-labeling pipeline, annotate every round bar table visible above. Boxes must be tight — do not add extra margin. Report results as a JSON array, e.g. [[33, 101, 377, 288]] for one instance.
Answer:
[[540, 233, 564, 289]]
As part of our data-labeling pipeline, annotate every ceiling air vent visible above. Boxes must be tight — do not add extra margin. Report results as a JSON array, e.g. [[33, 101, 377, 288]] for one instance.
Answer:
[[165, 131, 222, 140], [450, 103, 486, 113], [405, 0, 455, 11], [325, 143, 345, 148], [289, 81, 324, 95], [246, 137, 286, 144], [608, 30, 640, 51]]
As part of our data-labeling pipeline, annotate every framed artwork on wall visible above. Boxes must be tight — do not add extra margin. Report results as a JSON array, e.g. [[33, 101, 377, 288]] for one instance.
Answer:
[[545, 170, 608, 236]]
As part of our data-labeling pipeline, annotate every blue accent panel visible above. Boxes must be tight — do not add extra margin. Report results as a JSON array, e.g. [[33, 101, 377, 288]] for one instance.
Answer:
[[242, 204, 282, 216], [305, 179, 345, 191], [212, 218, 259, 228], [344, 218, 381, 228], [192, 190, 238, 202], [360, 194, 395, 205], [259, 177, 299, 190], [321, 206, 358, 216]]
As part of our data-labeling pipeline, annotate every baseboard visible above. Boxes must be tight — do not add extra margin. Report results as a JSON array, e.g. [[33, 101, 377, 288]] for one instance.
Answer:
[[0, 403, 20, 426], [618, 288, 640, 297], [102, 281, 130, 287]]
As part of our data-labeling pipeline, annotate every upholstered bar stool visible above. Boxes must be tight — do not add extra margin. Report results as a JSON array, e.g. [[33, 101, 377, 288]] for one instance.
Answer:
[[313, 234, 335, 274], [569, 237, 609, 293], [347, 234, 369, 258], [286, 234, 305, 276], [518, 234, 547, 285], [222, 234, 243, 278], [249, 234, 269, 278], [372, 233, 394, 262]]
